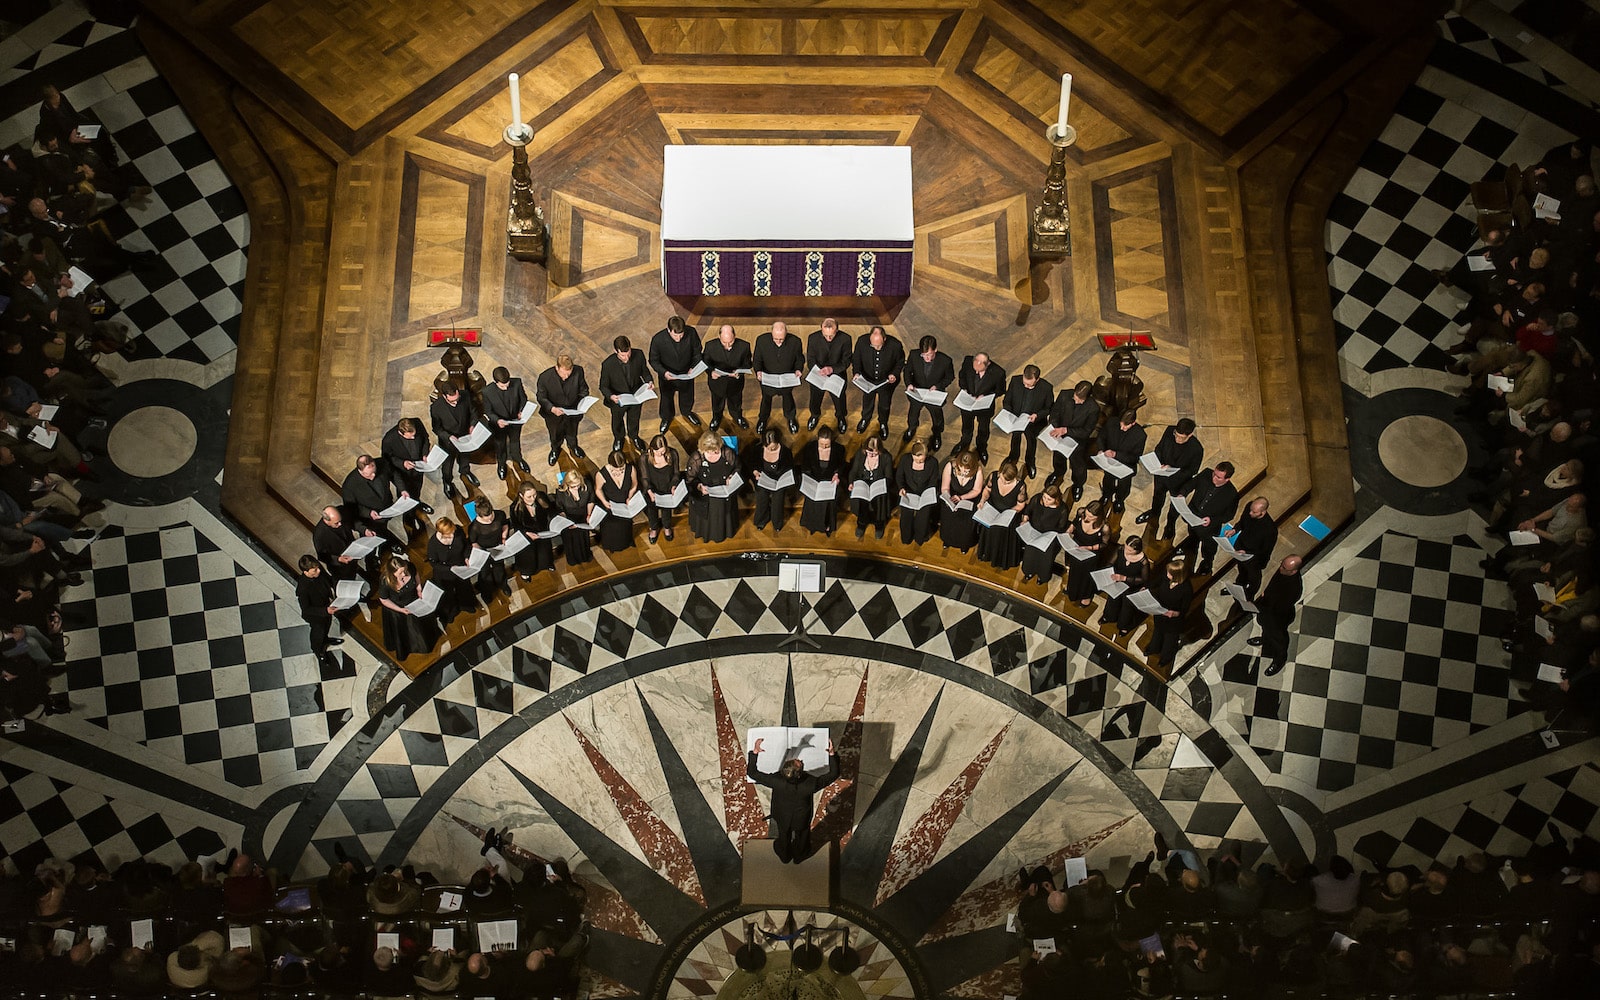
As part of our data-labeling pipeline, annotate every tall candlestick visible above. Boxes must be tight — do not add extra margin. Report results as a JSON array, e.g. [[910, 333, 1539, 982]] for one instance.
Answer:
[[509, 73, 522, 128], [1057, 73, 1072, 133]]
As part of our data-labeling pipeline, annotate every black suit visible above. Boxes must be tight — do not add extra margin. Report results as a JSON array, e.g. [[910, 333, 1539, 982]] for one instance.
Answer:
[[747, 750, 841, 864], [480, 378, 530, 470], [753, 333, 804, 427], [313, 519, 373, 584], [1146, 426, 1205, 523], [296, 573, 338, 658], [429, 394, 480, 487], [649, 327, 701, 424], [1229, 510, 1278, 599], [379, 423, 430, 502], [1001, 376, 1053, 470], [341, 466, 406, 544], [852, 335, 905, 428], [703, 336, 753, 424], [1096, 420, 1147, 504], [805, 329, 853, 422], [535, 365, 590, 455], [1048, 391, 1100, 488], [1172, 469, 1239, 572], [954, 357, 1006, 456], [599, 352, 652, 444], [904, 350, 955, 440], [1256, 570, 1303, 670]]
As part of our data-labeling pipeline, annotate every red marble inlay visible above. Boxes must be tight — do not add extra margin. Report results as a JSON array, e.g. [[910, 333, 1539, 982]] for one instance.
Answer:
[[587, 971, 641, 999], [711, 665, 771, 845], [811, 666, 870, 849], [874, 722, 1012, 904], [920, 814, 1138, 942], [566, 715, 705, 904], [947, 960, 1022, 999]]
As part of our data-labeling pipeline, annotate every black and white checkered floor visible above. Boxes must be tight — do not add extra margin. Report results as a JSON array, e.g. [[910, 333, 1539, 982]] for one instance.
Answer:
[[3, 2, 1599, 904]]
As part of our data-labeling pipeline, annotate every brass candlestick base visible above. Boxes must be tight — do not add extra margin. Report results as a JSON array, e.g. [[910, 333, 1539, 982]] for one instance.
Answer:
[[1029, 123, 1076, 261], [504, 124, 547, 264]]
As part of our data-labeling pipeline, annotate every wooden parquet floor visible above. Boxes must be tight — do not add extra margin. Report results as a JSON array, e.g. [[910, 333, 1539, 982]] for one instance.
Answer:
[[136, 0, 1442, 675]]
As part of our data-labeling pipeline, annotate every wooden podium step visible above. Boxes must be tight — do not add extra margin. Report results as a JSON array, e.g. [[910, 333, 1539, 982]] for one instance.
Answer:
[[741, 839, 834, 909]]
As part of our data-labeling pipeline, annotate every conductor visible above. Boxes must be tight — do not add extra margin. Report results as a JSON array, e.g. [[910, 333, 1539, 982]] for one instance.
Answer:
[[747, 737, 840, 864]]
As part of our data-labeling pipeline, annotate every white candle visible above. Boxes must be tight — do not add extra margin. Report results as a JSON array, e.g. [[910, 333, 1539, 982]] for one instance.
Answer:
[[509, 73, 522, 127], [1057, 73, 1072, 134]]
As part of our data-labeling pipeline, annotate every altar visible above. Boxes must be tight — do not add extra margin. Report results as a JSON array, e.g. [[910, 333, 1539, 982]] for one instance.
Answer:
[[660, 145, 915, 298]]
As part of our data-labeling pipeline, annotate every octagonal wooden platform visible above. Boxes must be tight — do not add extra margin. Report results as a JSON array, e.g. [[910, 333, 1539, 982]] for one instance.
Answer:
[[135, 0, 1442, 676]]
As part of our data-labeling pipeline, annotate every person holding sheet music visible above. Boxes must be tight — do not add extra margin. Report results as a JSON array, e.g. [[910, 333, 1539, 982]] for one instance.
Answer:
[[1094, 411, 1146, 513], [940, 451, 983, 553], [1167, 462, 1239, 575], [650, 315, 703, 432], [1061, 498, 1111, 602], [848, 435, 893, 539], [1225, 497, 1277, 600], [895, 440, 941, 545], [953, 353, 1006, 462], [553, 472, 597, 566], [376, 557, 440, 659], [600, 336, 654, 453], [639, 435, 684, 543], [746, 429, 796, 532], [481, 366, 532, 479], [903, 335, 955, 450], [754, 322, 804, 433], [1001, 364, 1053, 480], [313, 506, 377, 585], [1147, 559, 1193, 666], [687, 432, 740, 542], [1019, 485, 1070, 586], [1107, 536, 1152, 635], [1248, 555, 1303, 677], [295, 555, 344, 669], [379, 418, 436, 516], [425, 518, 477, 620], [1137, 418, 1204, 528], [467, 503, 512, 600], [747, 735, 840, 864], [428, 384, 482, 497], [1045, 380, 1101, 500], [805, 318, 852, 430], [703, 324, 752, 430], [508, 483, 556, 579], [852, 324, 904, 435], [341, 454, 411, 546], [595, 449, 640, 553], [798, 425, 848, 537], [977, 459, 1028, 570], [535, 354, 590, 465]]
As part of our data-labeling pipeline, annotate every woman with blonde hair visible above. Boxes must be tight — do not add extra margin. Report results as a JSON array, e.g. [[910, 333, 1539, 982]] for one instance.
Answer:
[[508, 481, 555, 579], [1147, 557, 1193, 666], [554, 469, 596, 566], [939, 451, 983, 553], [895, 439, 940, 544], [687, 431, 739, 541]]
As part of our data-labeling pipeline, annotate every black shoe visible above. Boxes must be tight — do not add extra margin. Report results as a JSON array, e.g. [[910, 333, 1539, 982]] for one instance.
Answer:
[[481, 828, 497, 856], [632, 437, 646, 451], [856, 418, 869, 433], [686, 413, 702, 427], [788, 420, 799, 433], [572, 446, 587, 459], [1071, 485, 1083, 501], [929, 436, 942, 451], [419, 502, 434, 515], [327, 638, 344, 647], [1264, 661, 1285, 677], [1044, 473, 1061, 488], [501, 582, 513, 596], [659, 420, 671, 433], [517, 460, 530, 473], [855, 526, 866, 539], [735, 416, 749, 429], [1135, 511, 1154, 525], [548, 450, 560, 466], [1111, 500, 1124, 513], [1246, 637, 1263, 647], [1196, 563, 1212, 576], [807, 416, 820, 430], [875, 525, 885, 539], [443, 483, 459, 499], [463, 471, 481, 487], [902, 428, 915, 442], [613, 439, 624, 453], [497, 465, 507, 480], [1026, 465, 1036, 479], [1159, 529, 1173, 541]]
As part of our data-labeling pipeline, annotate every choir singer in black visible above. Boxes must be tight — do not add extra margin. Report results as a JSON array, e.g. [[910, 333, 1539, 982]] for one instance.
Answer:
[[747, 736, 840, 864]]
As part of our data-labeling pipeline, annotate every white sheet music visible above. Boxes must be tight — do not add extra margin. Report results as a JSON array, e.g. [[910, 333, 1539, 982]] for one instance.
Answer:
[[942, 493, 974, 512], [713, 367, 754, 377], [1169, 495, 1204, 526], [1091, 452, 1134, 479], [801, 475, 837, 501], [1214, 534, 1253, 562], [1038, 427, 1078, 458], [450, 423, 491, 451], [1127, 589, 1166, 615], [758, 469, 797, 491], [36, 404, 58, 422], [759, 371, 802, 389], [899, 486, 936, 510], [451, 547, 491, 578], [1091, 566, 1127, 597], [1140, 453, 1178, 476], [330, 578, 367, 610], [905, 386, 948, 406], [852, 374, 887, 394], [613, 492, 648, 518], [1222, 582, 1258, 613], [26, 424, 57, 449], [746, 726, 832, 778], [806, 367, 846, 395], [1509, 529, 1540, 546], [1486, 373, 1514, 392], [953, 389, 995, 411], [680, 360, 709, 379], [509, 400, 537, 424], [973, 503, 1015, 528], [1016, 522, 1057, 550], [573, 396, 601, 414], [616, 384, 658, 407], [413, 445, 449, 473], [376, 495, 419, 519], [405, 580, 445, 616], [991, 409, 1029, 435], [339, 535, 385, 560], [705, 472, 745, 498], [850, 478, 888, 501], [654, 479, 690, 509], [489, 532, 529, 561]]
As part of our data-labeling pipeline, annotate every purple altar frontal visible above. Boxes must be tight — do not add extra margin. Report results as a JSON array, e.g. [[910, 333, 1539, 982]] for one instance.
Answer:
[[661, 145, 914, 298]]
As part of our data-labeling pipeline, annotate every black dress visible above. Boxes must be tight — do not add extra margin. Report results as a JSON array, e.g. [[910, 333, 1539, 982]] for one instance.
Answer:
[[896, 455, 941, 544], [1021, 498, 1069, 583], [1107, 553, 1152, 632], [976, 474, 1025, 570], [508, 494, 556, 577], [596, 465, 638, 552], [798, 441, 848, 535], [849, 451, 893, 533], [940, 468, 981, 552], [744, 442, 796, 530], [378, 574, 441, 658], [1063, 516, 1111, 602], [425, 531, 477, 619], [466, 512, 510, 598], [640, 456, 682, 535], [688, 449, 739, 542], [555, 485, 595, 566], [1149, 575, 1193, 664]]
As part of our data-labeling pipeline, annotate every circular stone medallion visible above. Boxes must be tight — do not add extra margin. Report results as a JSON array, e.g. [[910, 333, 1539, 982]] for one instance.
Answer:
[[1377, 414, 1467, 489], [108, 406, 199, 479]]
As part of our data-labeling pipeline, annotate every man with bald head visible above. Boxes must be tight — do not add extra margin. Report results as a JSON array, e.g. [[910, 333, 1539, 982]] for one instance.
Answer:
[[1017, 887, 1072, 966], [312, 505, 378, 585], [702, 324, 752, 430], [953, 351, 1007, 461], [1249, 555, 1303, 677], [753, 321, 804, 433], [1225, 497, 1277, 600]]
